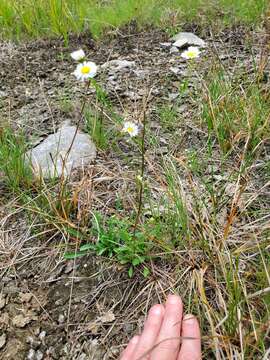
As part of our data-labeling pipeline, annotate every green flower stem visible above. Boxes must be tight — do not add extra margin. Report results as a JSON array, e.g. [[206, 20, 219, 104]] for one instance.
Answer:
[[133, 109, 146, 236]]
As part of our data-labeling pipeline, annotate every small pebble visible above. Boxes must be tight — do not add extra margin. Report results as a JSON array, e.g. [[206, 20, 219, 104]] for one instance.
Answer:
[[58, 314, 65, 324], [39, 330, 46, 340], [36, 350, 44, 360], [27, 349, 36, 360], [170, 46, 179, 54]]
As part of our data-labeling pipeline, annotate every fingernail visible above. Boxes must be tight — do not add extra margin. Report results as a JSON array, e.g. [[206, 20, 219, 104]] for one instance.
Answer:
[[183, 314, 196, 324], [151, 304, 163, 315], [167, 294, 180, 304]]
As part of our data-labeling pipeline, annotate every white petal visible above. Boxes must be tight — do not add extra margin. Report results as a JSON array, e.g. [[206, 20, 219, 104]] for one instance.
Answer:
[[71, 49, 85, 61]]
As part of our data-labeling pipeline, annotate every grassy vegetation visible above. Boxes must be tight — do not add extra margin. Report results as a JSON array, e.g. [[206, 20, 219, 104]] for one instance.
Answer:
[[0, 0, 268, 40]]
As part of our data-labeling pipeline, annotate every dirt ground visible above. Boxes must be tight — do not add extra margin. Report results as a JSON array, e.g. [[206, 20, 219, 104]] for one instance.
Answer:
[[0, 24, 269, 359]]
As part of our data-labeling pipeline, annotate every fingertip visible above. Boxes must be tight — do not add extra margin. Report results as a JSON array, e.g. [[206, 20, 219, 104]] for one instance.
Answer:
[[183, 314, 197, 324], [120, 335, 140, 360], [167, 294, 183, 306], [179, 313, 201, 360], [149, 303, 164, 316]]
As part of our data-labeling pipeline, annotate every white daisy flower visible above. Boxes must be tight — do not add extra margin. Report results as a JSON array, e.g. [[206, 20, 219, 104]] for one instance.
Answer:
[[122, 121, 139, 137], [73, 61, 97, 81], [181, 46, 201, 60], [71, 49, 85, 61]]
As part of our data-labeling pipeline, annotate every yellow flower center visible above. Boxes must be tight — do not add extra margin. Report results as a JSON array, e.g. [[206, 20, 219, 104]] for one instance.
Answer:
[[127, 126, 134, 133], [81, 65, 91, 74], [187, 51, 196, 58]]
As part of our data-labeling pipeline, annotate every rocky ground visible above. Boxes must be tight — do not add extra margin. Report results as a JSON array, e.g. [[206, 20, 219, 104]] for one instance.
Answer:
[[0, 24, 269, 359]]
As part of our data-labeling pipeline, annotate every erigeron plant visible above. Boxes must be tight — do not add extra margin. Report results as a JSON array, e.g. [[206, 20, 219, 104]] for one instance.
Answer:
[[181, 46, 201, 60]]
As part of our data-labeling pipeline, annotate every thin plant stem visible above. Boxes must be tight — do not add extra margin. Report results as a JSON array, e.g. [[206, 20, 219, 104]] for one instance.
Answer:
[[133, 109, 146, 236], [64, 79, 91, 161]]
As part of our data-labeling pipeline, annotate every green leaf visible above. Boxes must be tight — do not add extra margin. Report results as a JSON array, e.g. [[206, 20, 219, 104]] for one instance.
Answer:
[[128, 266, 134, 278], [79, 243, 96, 251], [132, 257, 143, 266], [143, 267, 150, 278], [65, 227, 87, 240], [64, 251, 88, 259]]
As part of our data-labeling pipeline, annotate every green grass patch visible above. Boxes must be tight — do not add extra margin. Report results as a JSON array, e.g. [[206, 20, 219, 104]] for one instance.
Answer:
[[202, 70, 270, 155], [0, 0, 268, 40], [0, 125, 33, 192]]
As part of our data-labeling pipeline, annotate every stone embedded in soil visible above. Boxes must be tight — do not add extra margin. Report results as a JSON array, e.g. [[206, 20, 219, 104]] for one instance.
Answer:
[[27, 124, 96, 178], [168, 93, 179, 101], [39, 331, 46, 340], [12, 312, 37, 328], [0, 294, 6, 310], [35, 350, 44, 360], [27, 349, 36, 360], [101, 59, 136, 72], [19, 292, 33, 303], [160, 42, 172, 48], [58, 314, 65, 324], [171, 32, 206, 48], [0, 333, 7, 349], [170, 46, 179, 54]]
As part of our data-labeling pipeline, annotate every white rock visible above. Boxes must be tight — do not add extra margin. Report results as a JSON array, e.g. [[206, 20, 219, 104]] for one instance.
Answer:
[[168, 93, 179, 101], [170, 67, 182, 75], [36, 350, 44, 360], [39, 331, 46, 340], [0, 333, 6, 349], [101, 59, 136, 72], [0, 294, 6, 310], [171, 32, 206, 48], [170, 46, 179, 54], [27, 124, 96, 178], [160, 42, 172, 48], [27, 349, 36, 360], [58, 314, 65, 323]]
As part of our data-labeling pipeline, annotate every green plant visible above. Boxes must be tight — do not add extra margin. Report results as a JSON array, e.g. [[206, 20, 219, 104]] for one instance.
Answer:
[[84, 108, 108, 149], [65, 213, 150, 277], [0, 0, 267, 40], [202, 70, 270, 154], [157, 105, 178, 130], [0, 126, 33, 192]]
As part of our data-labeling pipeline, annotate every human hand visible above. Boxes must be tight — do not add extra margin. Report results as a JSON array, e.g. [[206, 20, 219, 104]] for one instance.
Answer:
[[120, 295, 201, 360]]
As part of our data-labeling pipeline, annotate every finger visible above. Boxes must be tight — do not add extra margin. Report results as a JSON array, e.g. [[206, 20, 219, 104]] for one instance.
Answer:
[[120, 335, 140, 360], [178, 314, 201, 360], [151, 294, 183, 360], [132, 304, 164, 360]]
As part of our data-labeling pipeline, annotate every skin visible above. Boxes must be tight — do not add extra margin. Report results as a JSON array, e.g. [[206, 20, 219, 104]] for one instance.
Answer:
[[120, 295, 201, 360]]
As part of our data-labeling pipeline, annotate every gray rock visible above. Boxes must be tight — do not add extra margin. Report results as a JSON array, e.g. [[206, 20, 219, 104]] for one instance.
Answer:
[[36, 350, 44, 360], [171, 32, 206, 48], [26, 336, 41, 350], [0, 294, 6, 310], [168, 93, 179, 101], [27, 349, 36, 360], [160, 42, 172, 48], [27, 124, 96, 178], [12, 314, 33, 328], [0, 90, 7, 98], [170, 67, 182, 75], [170, 46, 179, 54], [58, 314, 65, 324], [39, 331, 46, 340], [133, 69, 149, 79], [0, 333, 6, 349], [101, 59, 136, 72]]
